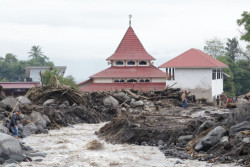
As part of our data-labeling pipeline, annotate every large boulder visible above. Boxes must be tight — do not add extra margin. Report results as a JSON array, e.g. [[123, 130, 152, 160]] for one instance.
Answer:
[[177, 135, 193, 145], [103, 96, 119, 108], [0, 124, 8, 134], [43, 99, 55, 106], [22, 123, 38, 137], [229, 121, 250, 135], [0, 113, 5, 121], [0, 101, 7, 110], [0, 132, 24, 163], [113, 92, 130, 102], [30, 111, 47, 129], [16, 96, 31, 104], [1, 97, 19, 110], [195, 126, 226, 151], [134, 100, 144, 107], [196, 121, 215, 136]]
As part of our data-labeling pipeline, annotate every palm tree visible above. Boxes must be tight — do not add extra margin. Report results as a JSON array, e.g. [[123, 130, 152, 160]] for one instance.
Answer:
[[28, 46, 48, 61]]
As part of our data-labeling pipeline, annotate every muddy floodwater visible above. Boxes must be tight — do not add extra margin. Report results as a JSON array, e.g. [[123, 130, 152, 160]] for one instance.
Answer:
[[20, 123, 238, 167]]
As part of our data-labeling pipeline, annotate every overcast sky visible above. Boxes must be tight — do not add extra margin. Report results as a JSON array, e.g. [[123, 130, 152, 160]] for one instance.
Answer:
[[0, 0, 249, 83]]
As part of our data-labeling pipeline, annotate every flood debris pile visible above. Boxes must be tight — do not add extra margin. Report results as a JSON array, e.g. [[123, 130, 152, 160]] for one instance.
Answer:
[[98, 100, 250, 165]]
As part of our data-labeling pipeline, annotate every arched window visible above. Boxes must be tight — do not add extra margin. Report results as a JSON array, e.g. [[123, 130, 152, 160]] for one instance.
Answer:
[[116, 61, 124, 65], [114, 79, 119, 82], [120, 79, 125, 82], [140, 79, 145, 82], [127, 61, 135, 65], [145, 79, 150, 82], [139, 61, 147, 65], [127, 79, 137, 82]]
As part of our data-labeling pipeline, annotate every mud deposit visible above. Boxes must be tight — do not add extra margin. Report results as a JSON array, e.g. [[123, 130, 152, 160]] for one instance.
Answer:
[[18, 123, 238, 167]]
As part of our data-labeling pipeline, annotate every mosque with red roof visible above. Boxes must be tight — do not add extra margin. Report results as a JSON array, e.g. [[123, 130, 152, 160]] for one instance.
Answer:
[[78, 17, 166, 92]]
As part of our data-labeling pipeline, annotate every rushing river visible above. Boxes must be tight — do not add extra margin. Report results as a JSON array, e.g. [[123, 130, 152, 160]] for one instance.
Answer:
[[19, 123, 237, 167]]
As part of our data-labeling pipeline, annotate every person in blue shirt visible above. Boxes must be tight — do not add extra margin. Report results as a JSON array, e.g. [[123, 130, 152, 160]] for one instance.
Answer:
[[10, 110, 21, 139]]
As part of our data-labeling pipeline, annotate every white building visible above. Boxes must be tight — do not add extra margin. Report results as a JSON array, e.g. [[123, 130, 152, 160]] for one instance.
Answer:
[[159, 48, 228, 102], [25, 66, 67, 82]]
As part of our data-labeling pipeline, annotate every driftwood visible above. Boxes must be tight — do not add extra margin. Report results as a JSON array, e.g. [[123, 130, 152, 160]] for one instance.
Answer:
[[26, 86, 86, 105]]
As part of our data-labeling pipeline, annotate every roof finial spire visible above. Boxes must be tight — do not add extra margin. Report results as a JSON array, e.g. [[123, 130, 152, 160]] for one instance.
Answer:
[[129, 14, 132, 26]]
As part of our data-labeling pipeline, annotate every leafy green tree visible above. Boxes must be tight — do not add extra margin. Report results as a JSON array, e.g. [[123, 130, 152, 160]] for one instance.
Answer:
[[237, 11, 250, 42], [216, 55, 236, 96], [204, 37, 225, 58], [225, 37, 240, 62]]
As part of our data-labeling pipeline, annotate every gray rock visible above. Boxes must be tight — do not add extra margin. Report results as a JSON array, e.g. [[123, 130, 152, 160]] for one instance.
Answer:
[[229, 121, 250, 135], [196, 121, 215, 136], [30, 111, 47, 129], [0, 101, 7, 109], [0, 132, 23, 162], [22, 123, 38, 137], [59, 104, 67, 109], [133, 100, 144, 107], [195, 126, 226, 151], [43, 99, 55, 106], [114, 92, 130, 102], [103, 96, 119, 108], [16, 96, 31, 104], [1, 97, 19, 110], [22, 114, 31, 122], [26, 152, 46, 157], [130, 98, 136, 107], [157, 140, 164, 146], [242, 137, 250, 143], [177, 135, 193, 145], [41, 114, 51, 125], [220, 136, 229, 143], [0, 113, 5, 120], [0, 124, 9, 134], [63, 101, 70, 107]]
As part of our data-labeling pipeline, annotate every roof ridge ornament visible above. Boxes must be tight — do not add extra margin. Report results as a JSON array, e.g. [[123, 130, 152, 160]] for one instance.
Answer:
[[129, 14, 132, 26]]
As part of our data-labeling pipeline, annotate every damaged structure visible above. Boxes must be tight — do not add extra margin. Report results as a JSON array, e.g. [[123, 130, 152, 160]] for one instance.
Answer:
[[159, 48, 228, 102], [78, 19, 166, 92]]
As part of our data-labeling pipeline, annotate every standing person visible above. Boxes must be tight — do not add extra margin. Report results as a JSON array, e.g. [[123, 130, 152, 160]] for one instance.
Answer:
[[10, 110, 21, 139], [181, 90, 188, 109]]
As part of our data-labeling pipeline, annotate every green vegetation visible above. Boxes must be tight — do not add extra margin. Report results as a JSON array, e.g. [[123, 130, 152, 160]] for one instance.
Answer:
[[203, 11, 250, 96], [0, 46, 77, 88], [40, 68, 78, 89]]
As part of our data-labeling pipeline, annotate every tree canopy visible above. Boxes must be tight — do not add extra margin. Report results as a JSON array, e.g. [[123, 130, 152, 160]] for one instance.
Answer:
[[0, 46, 54, 82], [237, 11, 250, 42]]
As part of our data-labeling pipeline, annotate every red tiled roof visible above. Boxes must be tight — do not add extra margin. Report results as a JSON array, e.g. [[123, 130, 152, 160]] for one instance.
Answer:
[[159, 48, 228, 68], [0, 82, 40, 89], [106, 26, 155, 61], [90, 66, 166, 78], [80, 82, 166, 92]]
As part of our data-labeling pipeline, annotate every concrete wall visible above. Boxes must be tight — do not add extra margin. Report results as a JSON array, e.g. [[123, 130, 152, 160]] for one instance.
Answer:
[[167, 68, 213, 101], [212, 78, 223, 100], [94, 78, 113, 83], [30, 69, 45, 82], [152, 78, 166, 83]]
